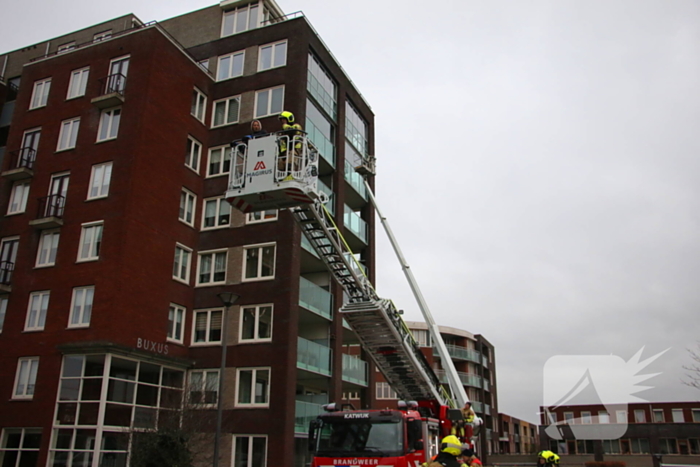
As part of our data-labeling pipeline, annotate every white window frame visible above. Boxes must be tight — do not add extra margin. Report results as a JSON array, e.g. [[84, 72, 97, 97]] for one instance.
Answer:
[[93, 30, 112, 42], [634, 409, 646, 423], [197, 250, 228, 286], [564, 412, 574, 424], [7, 181, 30, 215], [0, 296, 7, 334], [179, 189, 197, 227], [239, 304, 273, 343], [216, 51, 245, 81], [242, 243, 276, 282], [13, 357, 39, 399], [258, 40, 287, 71], [186, 136, 202, 173], [245, 210, 278, 224], [191, 87, 207, 123], [653, 409, 665, 423], [0, 428, 42, 464], [188, 369, 219, 406], [202, 197, 231, 230], [67, 67, 89, 99], [57, 42, 75, 54], [254, 86, 284, 119], [168, 304, 185, 344], [87, 162, 112, 200], [581, 411, 592, 424], [97, 107, 121, 142], [232, 435, 268, 467], [616, 410, 627, 424], [57, 117, 80, 151], [173, 243, 192, 284], [672, 409, 684, 423], [77, 221, 103, 262], [211, 95, 241, 128], [598, 411, 610, 424], [35, 229, 60, 268], [191, 309, 223, 346], [235, 367, 270, 407], [221, 4, 261, 37], [30, 78, 51, 109], [25, 291, 49, 331], [207, 146, 231, 178], [68, 286, 94, 328], [692, 409, 700, 423], [376, 381, 397, 400]]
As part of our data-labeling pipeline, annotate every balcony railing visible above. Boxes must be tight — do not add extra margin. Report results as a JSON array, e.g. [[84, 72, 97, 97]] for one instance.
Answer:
[[344, 160, 367, 200], [306, 118, 335, 168], [100, 73, 127, 96], [295, 400, 324, 434], [435, 369, 482, 388], [299, 277, 332, 320], [13, 148, 36, 170], [341, 354, 368, 386], [0, 261, 14, 286], [37, 194, 65, 219], [343, 205, 367, 244], [297, 337, 332, 376], [434, 344, 481, 364]]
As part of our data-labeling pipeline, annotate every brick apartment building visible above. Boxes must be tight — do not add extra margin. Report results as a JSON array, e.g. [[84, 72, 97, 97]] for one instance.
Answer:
[[497, 413, 539, 455], [539, 401, 700, 465], [0, 1, 378, 466]]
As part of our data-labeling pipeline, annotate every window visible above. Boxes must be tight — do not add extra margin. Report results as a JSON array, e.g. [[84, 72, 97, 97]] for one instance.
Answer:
[[307, 99, 335, 162], [67, 67, 89, 99], [598, 411, 610, 424], [240, 305, 272, 342], [77, 222, 103, 262], [235, 368, 270, 406], [93, 30, 112, 42], [631, 438, 650, 454], [0, 237, 19, 283], [653, 409, 665, 422], [581, 411, 592, 424], [0, 297, 7, 333], [254, 86, 284, 118], [191, 88, 207, 122], [197, 251, 227, 285], [660, 438, 678, 455], [57, 117, 80, 150], [308, 52, 337, 119], [168, 304, 185, 343], [7, 181, 30, 214], [207, 146, 231, 177], [179, 189, 196, 226], [547, 412, 557, 424], [212, 96, 240, 127], [25, 292, 49, 331], [189, 369, 219, 405], [693, 409, 700, 422], [68, 286, 94, 328], [243, 244, 275, 281], [634, 409, 646, 423], [345, 100, 369, 156], [246, 210, 277, 224], [186, 136, 202, 173], [217, 51, 245, 81], [87, 162, 112, 199], [222, 4, 260, 37], [57, 42, 75, 54], [690, 439, 700, 455], [376, 382, 397, 400], [412, 329, 431, 347], [198, 60, 209, 71], [616, 410, 627, 423], [603, 439, 621, 454], [173, 244, 192, 284], [564, 412, 574, 424], [192, 309, 222, 344], [0, 428, 41, 466], [233, 436, 267, 467], [108, 56, 129, 93], [47, 173, 69, 218], [202, 197, 231, 229], [19, 128, 41, 168], [97, 108, 121, 141], [13, 357, 39, 399], [36, 230, 60, 267], [258, 40, 287, 71], [30, 78, 51, 109], [672, 408, 684, 423]]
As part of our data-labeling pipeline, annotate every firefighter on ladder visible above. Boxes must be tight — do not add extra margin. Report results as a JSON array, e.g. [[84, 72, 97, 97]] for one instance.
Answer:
[[277, 111, 303, 176], [452, 401, 476, 439], [537, 450, 560, 467]]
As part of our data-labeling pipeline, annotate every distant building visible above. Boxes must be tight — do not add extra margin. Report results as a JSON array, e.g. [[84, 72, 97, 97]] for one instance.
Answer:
[[498, 413, 539, 454]]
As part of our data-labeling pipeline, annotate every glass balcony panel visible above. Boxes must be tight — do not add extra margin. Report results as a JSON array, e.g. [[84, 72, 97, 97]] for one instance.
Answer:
[[434, 344, 481, 364], [297, 336, 332, 376], [343, 205, 367, 244], [301, 235, 319, 258], [306, 118, 335, 168], [317, 180, 335, 216], [341, 354, 368, 386], [299, 277, 332, 320], [344, 160, 367, 200], [295, 400, 325, 434]]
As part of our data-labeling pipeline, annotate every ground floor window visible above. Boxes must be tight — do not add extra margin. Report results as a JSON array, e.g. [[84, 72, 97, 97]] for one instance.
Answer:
[[0, 428, 41, 467], [233, 435, 267, 467]]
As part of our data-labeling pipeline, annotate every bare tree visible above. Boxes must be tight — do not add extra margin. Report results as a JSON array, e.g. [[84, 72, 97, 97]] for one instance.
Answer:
[[682, 343, 700, 390]]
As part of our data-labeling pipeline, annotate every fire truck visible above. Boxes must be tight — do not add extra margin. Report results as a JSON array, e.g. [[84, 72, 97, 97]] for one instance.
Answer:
[[226, 132, 481, 467]]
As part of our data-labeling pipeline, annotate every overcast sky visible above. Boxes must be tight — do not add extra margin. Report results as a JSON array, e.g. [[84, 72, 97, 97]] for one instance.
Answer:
[[3, 0, 700, 423]]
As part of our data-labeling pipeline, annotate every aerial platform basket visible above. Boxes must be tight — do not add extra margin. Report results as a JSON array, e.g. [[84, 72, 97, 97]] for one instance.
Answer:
[[225, 133, 324, 212]]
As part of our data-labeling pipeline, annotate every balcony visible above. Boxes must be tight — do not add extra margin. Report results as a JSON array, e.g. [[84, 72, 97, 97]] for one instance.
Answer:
[[299, 277, 332, 321], [2, 148, 36, 180], [344, 160, 367, 209], [484, 403, 491, 415], [343, 205, 367, 248], [29, 194, 65, 229], [483, 379, 490, 391], [297, 336, 332, 376], [317, 180, 334, 216], [342, 354, 368, 386], [0, 261, 14, 293], [295, 400, 325, 434], [91, 73, 126, 108], [434, 344, 481, 364], [306, 118, 335, 171], [471, 401, 483, 413], [482, 354, 489, 366], [435, 369, 482, 388]]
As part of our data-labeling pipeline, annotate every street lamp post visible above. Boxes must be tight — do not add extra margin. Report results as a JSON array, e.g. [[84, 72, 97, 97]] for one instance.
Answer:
[[213, 292, 240, 467]]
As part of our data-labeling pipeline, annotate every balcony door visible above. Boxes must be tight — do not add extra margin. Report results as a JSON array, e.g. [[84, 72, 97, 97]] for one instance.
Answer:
[[47, 174, 70, 217], [108, 56, 130, 93], [20, 129, 41, 167]]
